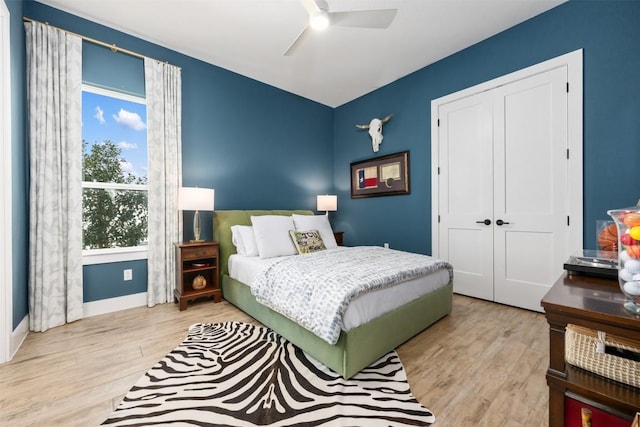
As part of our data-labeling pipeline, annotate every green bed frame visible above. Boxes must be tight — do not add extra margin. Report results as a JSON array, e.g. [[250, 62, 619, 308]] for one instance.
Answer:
[[213, 209, 453, 379]]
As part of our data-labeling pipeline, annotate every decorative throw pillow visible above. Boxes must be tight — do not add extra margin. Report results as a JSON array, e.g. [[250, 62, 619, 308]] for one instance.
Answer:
[[289, 230, 326, 254], [250, 215, 298, 259], [292, 214, 338, 249]]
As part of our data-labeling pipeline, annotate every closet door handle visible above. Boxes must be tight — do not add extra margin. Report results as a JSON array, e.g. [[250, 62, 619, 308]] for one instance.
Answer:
[[496, 219, 510, 226], [476, 219, 491, 225]]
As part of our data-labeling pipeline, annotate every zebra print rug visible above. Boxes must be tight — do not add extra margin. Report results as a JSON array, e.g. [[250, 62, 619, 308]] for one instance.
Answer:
[[102, 322, 435, 426]]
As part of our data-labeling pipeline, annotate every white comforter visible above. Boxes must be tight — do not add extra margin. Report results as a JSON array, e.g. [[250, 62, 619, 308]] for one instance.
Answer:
[[251, 246, 453, 345]]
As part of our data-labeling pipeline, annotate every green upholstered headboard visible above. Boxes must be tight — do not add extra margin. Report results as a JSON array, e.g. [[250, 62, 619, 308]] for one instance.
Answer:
[[213, 210, 314, 278]]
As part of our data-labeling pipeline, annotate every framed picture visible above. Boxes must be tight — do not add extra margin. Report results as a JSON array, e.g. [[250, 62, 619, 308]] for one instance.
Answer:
[[350, 151, 410, 198]]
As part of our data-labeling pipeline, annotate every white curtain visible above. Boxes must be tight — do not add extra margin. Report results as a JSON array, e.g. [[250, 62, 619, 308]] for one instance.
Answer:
[[145, 58, 182, 306], [24, 22, 83, 332]]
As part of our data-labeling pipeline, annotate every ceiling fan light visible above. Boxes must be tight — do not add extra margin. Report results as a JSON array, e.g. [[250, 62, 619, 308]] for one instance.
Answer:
[[310, 9, 330, 31]]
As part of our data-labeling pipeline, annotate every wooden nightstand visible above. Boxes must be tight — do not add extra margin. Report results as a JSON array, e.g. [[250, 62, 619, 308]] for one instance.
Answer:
[[333, 231, 344, 246], [174, 241, 221, 310]]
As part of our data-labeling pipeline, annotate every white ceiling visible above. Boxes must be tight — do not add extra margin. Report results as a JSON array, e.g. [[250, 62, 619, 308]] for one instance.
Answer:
[[35, 0, 566, 107]]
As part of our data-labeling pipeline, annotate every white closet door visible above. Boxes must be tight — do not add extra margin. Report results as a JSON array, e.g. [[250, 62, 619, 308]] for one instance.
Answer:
[[436, 67, 569, 312], [492, 67, 568, 311], [437, 92, 494, 300]]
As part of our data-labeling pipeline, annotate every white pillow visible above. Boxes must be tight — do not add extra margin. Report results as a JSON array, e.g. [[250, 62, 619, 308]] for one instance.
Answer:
[[239, 226, 259, 256], [292, 214, 337, 249], [230, 225, 259, 257], [250, 215, 298, 259], [230, 225, 247, 255]]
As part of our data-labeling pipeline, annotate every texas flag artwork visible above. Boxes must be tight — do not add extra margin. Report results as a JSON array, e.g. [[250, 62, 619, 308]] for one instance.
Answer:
[[358, 166, 378, 189]]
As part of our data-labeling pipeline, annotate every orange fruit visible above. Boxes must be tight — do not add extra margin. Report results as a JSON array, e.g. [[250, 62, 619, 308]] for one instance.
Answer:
[[623, 212, 640, 227]]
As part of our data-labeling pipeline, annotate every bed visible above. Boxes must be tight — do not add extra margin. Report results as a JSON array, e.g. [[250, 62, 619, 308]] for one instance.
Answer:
[[213, 209, 453, 379]]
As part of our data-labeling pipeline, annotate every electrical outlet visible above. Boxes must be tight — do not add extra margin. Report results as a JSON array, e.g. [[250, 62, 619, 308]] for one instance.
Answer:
[[123, 269, 133, 281]]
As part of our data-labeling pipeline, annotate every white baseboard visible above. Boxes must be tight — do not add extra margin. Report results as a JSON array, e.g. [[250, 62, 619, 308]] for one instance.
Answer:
[[10, 315, 28, 360], [83, 292, 148, 318]]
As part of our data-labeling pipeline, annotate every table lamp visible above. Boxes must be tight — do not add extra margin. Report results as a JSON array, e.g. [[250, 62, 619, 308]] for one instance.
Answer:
[[317, 194, 337, 216], [178, 187, 214, 243]]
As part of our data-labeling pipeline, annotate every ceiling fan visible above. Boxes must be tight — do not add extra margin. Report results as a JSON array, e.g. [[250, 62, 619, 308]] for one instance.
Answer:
[[283, 0, 398, 56]]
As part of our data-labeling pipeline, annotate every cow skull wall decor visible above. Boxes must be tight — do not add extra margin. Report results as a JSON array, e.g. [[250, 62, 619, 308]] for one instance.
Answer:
[[356, 114, 393, 152]]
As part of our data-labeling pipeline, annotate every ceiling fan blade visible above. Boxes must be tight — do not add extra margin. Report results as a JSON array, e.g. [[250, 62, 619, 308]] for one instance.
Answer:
[[330, 9, 398, 29], [300, 0, 321, 16], [283, 24, 313, 56]]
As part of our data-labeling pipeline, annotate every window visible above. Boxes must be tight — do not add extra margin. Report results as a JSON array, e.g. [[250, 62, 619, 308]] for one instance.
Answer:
[[82, 85, 148, 263]]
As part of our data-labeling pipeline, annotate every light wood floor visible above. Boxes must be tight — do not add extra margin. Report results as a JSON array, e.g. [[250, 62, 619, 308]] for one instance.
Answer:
[[0, 295, 549, 426]]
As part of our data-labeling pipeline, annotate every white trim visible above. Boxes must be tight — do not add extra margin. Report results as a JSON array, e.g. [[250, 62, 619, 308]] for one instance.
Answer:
[[0, 0, 13, 364], [82, 83, 146, 105], [82, 181, 148, 191], [10, 315, 28, 361], [82, 246, 148, 265], [432, 50, 582, 107], [566, 50, 584, 256], [431, 49, 584, 257], [430, 99, 439, 257], [83, 292, 148, 318]]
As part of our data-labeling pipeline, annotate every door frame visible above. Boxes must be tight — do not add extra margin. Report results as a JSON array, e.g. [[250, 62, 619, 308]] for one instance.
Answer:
[[1, 0, 12, 364], [431, 49, 583, 260]]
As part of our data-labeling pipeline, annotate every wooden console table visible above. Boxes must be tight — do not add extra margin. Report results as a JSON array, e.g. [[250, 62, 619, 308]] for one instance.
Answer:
[[541, 273, 640, 426]]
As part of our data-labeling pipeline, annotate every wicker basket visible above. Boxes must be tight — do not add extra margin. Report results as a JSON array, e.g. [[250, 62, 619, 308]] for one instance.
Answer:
[[565, 324, 640, 388]]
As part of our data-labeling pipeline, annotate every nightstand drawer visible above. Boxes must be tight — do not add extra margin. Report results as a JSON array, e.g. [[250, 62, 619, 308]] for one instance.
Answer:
[[182, 245, 217, 260]]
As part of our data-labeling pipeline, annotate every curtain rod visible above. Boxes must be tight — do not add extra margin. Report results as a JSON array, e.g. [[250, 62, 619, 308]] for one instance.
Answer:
[[23, 17, 180, 69]]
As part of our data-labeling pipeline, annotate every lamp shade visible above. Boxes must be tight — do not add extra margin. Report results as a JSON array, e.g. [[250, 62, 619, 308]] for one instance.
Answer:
[[317, 194, 337, 212], [178, 187, 215, 211]]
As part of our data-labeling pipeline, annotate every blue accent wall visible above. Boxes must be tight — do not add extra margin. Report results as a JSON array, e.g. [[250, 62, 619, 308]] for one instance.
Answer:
[[83, 260, 147, 302], [8, 0, 28, 329], [332, 0, 640, 253], [9, 0, 640, 329]]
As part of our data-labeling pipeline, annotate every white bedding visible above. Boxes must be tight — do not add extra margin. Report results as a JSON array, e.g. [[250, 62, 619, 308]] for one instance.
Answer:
[[228, 248, 451, 332]]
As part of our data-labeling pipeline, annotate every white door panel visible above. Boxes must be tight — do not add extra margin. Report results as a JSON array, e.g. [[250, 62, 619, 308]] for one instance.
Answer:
[[503, 231, 555, 284], [498, 75, 558, 216], [492, 277, 554, 312], [444, 97, 493, 216], [495, 230, 556, 311], [493, 67, 568, 311], [447, 227, 494, 300], [437, 65, 570, 312], [438, 93, 493, 300]]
